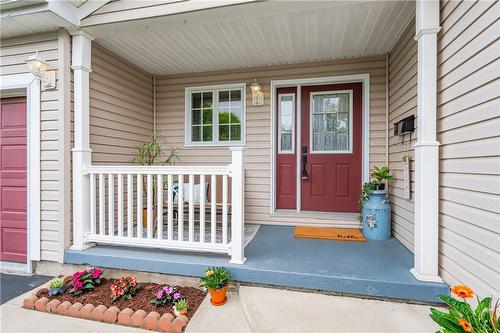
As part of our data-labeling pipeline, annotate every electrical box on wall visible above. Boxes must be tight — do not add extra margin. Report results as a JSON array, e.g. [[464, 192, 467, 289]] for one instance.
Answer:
[[394, 115, 415, 136]]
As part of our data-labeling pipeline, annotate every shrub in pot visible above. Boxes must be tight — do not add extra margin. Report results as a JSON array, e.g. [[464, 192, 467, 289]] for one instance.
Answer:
[[360, 166, 393, 240], [200, 266, 231, 306], [48, 279, 66, 296]]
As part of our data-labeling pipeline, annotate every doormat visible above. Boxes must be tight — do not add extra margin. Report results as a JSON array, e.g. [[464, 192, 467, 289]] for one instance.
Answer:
[[294, 226, 367, 242]]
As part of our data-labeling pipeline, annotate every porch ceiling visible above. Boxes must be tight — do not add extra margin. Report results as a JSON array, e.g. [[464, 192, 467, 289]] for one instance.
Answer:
[[83, 0, 415, 75]]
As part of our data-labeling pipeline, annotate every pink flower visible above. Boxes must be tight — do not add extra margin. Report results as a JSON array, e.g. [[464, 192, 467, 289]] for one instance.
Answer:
[[156, 289, 164, 299], [92, 268, 102, 279], [173, 292, 182, 300], [72, 271, 83, 279], [72, 278, 83, 291], [164, 286, 173, 294]]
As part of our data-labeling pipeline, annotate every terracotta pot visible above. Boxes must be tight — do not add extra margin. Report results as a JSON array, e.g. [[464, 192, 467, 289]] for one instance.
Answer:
[[209, 286, 228, 306]]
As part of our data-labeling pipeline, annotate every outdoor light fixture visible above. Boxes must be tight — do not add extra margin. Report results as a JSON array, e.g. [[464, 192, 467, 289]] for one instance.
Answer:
[[26, 51, 56, 90], [250, 79, 264, 105]]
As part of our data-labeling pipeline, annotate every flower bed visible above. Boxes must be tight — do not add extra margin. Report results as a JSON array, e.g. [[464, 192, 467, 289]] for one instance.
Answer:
[[36, 278, 204, 319], [24, 275, 206, 333]]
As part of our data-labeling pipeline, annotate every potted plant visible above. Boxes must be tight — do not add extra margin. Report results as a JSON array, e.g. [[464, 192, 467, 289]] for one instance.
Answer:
[[173, 299, 189, 317], [360, 166, 393, 240], [369, 166, 392, 190], [199, 266, 231, 306], [133, 135, 178, 227], [48, 279, 65, 296]]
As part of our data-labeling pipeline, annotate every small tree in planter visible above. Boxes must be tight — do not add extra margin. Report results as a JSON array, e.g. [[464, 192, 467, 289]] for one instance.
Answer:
[[200, 266, 231, 306], [111, 276, 141, 302], [133, 135, 178, 227]]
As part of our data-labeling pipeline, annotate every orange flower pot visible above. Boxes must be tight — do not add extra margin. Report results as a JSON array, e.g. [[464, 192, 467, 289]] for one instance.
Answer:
[[209, 286, 228, 306]]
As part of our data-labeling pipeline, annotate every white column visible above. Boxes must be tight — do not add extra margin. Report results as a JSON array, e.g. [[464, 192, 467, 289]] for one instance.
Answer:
[[70, 30, 94, 250], [229, 147, 246, 264], [411, 0, 442, 283]]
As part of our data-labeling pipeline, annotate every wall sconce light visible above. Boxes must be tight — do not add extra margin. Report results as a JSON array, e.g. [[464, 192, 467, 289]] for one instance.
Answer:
[[26, 51, 56, 90], [250, 79, 264, 106]]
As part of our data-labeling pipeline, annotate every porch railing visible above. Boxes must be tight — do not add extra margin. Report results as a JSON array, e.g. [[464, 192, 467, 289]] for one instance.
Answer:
[[79, 147, 246, 264]]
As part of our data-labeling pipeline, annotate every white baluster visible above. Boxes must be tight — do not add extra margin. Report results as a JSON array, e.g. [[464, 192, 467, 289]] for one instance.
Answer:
[[137, 174, 143, 238], [99, 173, 105, 235], [108, 173, 114, 236], [230, 147, 246, 264], [117, 174, 123, 237], [147, 174, 153, 239], [222, 174, 228, 244], [157, 174, 163, 240], [200, 175, 205, 243], [178, 175, 184, 241], [188, 174, 194, 242], [211, 175, 216, 244], [167, 174, 173, 240], [90, 173, 96, 235], [127, 174, 133, 238]]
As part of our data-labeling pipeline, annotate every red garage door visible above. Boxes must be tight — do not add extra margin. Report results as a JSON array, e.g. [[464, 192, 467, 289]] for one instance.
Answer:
[[0, 97, 27, 263]]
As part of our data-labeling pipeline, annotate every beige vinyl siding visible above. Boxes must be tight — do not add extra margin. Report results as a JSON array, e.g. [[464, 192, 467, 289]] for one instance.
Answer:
[[89, 43, 153, 164], [388, 21, 417, 252], [156, 56, 387, 227], [436, 0, 500, 298], [1, 32, 63, 261]]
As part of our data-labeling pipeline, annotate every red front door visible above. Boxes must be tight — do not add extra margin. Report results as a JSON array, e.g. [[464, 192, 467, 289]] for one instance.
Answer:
[[300, 83, 362, 212], [0, 97, 28, 263]]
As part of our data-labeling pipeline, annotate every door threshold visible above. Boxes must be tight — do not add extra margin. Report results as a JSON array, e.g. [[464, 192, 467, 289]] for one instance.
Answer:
[[0, 261, 31, 274], [273, 209, 358, 221]]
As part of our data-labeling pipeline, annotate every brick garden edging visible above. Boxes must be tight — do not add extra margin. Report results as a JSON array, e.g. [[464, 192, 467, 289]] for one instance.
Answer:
[[22, 278, 189, 333]]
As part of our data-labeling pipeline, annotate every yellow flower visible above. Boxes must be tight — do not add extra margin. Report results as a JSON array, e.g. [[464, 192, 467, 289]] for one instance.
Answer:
[[451, 285, 475, 299], [205, 270, 214, 277], [458, 318, 472, 332]]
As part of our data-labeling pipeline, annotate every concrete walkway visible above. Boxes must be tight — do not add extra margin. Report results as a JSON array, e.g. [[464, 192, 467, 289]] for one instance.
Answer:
[[186, 286, 440, 333], [1, 282, 439, 333]]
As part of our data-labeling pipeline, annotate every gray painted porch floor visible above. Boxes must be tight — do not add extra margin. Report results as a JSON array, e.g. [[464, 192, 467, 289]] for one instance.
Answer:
[[65, 225, 448, 303]]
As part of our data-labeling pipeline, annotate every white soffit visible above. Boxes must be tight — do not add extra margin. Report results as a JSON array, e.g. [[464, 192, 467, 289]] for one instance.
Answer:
[[0, 11, 73, 37], [84, 0, 415, 75]]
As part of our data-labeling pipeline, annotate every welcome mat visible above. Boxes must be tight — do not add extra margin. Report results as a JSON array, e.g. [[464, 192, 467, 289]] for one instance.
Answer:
[[294, 226, 367, 242]]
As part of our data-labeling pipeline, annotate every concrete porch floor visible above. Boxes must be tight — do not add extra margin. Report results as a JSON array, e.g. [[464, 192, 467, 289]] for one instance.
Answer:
[[65, 225, 448, 303]]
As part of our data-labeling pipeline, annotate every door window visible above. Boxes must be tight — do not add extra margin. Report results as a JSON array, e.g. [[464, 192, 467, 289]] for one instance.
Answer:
[[278, 93, 295, 153], [310, 91, 352, 153]]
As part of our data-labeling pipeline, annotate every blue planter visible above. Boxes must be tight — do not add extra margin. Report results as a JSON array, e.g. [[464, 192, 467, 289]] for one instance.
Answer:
[[48, 285, 66, 296], [362, 190, 391, 240]]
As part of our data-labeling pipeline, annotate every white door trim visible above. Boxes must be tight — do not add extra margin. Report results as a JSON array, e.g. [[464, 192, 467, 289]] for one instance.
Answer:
[[270, 73, 370, 215], [0, 73, 41, 273]]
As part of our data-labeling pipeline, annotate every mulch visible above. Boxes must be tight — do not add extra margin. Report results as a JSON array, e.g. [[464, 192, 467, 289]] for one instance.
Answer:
[[37, 278, 205, 320]]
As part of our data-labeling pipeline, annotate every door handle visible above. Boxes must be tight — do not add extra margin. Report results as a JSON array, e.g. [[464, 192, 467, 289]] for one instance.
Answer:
[[301, 146, 309, 180]]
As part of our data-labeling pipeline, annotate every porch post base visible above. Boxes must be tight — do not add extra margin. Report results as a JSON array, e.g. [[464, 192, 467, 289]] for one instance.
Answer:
[[410, 268, 443, 283], [229, 257, 247, 265], [69, 243, 95, 251]]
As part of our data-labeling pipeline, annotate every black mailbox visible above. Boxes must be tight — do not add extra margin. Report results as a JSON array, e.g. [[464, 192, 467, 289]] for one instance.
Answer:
[[394, 115, 415, 136]]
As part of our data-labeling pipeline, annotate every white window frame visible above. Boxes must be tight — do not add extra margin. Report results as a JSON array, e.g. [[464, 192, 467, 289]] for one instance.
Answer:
[[309, 90, 353, 154], [277, 93, 295, 154], [185, 83, 246, 147]]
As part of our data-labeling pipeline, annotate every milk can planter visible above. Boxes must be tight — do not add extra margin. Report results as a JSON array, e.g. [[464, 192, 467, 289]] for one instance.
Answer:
[[361, 189, 391, 240], [359, 166, 393, 241]]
